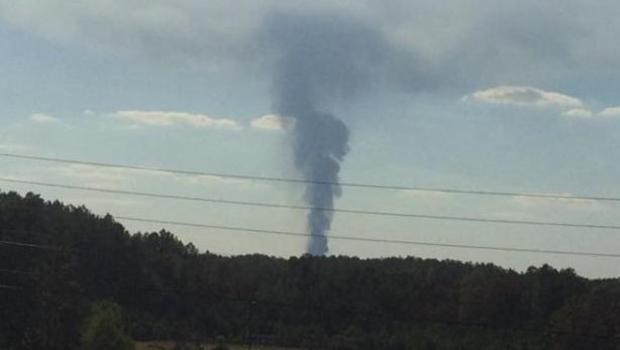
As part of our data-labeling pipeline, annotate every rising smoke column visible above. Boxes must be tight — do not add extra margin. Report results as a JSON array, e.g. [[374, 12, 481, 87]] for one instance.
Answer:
[[265, 13, 391, 255], [279, 93, 349, 256]]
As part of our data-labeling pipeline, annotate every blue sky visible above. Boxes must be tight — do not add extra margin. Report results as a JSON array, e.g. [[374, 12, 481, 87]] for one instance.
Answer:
[[1, 1, 620, 277]]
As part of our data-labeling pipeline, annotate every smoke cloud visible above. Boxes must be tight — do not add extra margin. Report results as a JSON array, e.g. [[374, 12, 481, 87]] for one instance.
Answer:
[[264, 13, 397, 254]]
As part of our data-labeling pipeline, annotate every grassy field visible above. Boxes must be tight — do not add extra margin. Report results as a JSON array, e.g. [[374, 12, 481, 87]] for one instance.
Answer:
[[136, 341, 299, 350]]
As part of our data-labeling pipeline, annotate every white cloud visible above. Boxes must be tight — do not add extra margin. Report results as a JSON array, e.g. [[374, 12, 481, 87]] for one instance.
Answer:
[[560, 106, 620, 119], [510, 193, 604, 212], [250, 114, 292, 131], [173, 174, 258, 187], [45, 164, 259, 188], [82, 109, 96, 117], [481, 193, 609, 223], [0, 142, 27, 152], [62, 196, 148, 209], [400, 190, 449, 200], [112, 110, 241, 130], [561, 106, 620, 120], [562, 108, 593, 118], [599, 107, 620, 118], [468, 86, 583, 109], [30, 113, 60, 124], [46, 164, 141, 188]]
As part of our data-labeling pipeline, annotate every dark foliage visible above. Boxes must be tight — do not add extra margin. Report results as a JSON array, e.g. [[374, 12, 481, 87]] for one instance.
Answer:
[[0, 191, 618, 349]]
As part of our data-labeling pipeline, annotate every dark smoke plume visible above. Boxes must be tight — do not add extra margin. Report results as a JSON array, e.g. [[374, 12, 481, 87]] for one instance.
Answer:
[[264, 13, 393, 255], [264, 12, 435, 254]]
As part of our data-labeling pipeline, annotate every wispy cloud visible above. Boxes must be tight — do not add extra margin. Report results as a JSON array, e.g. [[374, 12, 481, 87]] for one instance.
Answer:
[[0, 142, 28, 152], [112, 110, 242, 130], [399, 190, 450, 200], [28, 163, 262, 189], [466, 86, 620, 121], [506, 193, 609, 217], [30, 113, 61, 124], [562, 108, 594, 118], [467, 86, 583, 109], [562, 107, 620, 119], [250, 114, 292, 131], [50, 164, 138, 187], [599, 107, 620, 118]]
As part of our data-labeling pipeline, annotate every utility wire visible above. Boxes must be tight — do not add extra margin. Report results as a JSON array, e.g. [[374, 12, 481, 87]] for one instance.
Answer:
[[3, 224, 617, 259], [0, 269, 34, 275], [1, 152, 619, 202], [0, 284, 21, 290], [2, 177, 620, 231], [0, 239, 60, 250], [3, 219, 618, 258], [115, 215, 620, 258]]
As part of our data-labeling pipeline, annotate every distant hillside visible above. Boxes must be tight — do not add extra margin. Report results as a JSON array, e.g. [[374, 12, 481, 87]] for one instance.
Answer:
[[1, 191, 619, 350]]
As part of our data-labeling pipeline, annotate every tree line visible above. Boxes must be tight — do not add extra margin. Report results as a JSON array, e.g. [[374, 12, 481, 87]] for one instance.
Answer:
[[1, 190, 619, 349]]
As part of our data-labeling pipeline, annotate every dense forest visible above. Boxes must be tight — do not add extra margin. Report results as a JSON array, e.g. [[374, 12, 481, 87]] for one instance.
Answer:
[[1, 190, 619, 349]]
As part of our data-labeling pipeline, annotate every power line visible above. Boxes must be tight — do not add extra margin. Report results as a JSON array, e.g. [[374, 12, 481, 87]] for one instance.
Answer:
[[115, 215, 620, 258], [2, 177, 620, 231], [5, 219, 616, 260], [0, 239, 60, 251], [2, 215, 617, 258], [0, 178, 619, 258], [0, 269, 34, 275], [1, 152, 619, 202], [0, 284, 21, 290]]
